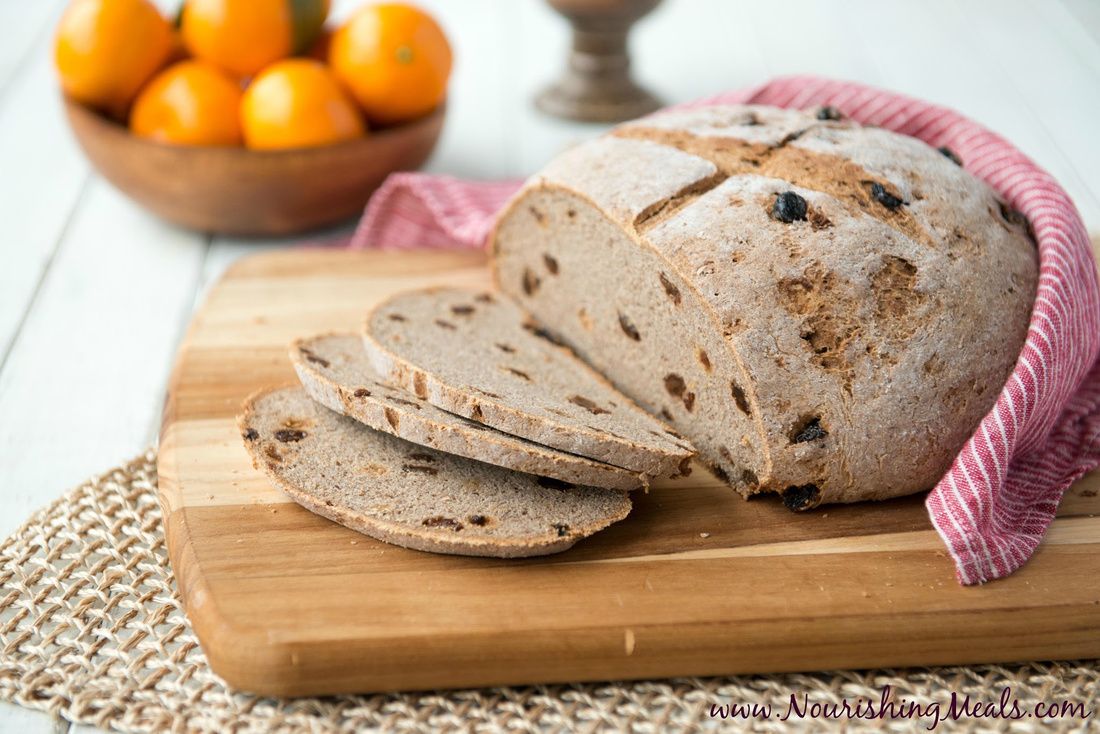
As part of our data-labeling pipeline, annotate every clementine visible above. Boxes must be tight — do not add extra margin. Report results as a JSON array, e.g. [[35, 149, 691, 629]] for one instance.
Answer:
[[240, 59, 365, 150], [329, 3, 451, 125], [130, 60, 243, 146], [181, 0, 329, 78], [54, 0, 173, 118]]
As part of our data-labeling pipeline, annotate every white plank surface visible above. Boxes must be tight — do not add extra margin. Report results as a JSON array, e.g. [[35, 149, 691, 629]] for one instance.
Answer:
[[0, 0, 67, 93], [0, 181, 206, 543], [0, 704, 66, 734], [0, 1, 1097, 730], [0, 10, 91, 366], [1064, 0, 1100, 47]]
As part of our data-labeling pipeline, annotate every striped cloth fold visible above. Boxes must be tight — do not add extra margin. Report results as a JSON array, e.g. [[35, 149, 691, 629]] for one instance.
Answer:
[[348, 76, 1100, 585]]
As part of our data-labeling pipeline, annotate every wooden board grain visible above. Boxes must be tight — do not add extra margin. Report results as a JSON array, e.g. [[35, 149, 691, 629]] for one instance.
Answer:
[[158, 248, 1100, 697]]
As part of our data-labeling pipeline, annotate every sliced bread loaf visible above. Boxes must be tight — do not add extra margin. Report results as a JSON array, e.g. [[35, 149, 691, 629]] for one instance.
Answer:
[[361, 287, 695, 478], [238, 387, 632, 558], [291, 333, 644, 490], [491, 104, 1038, 509]]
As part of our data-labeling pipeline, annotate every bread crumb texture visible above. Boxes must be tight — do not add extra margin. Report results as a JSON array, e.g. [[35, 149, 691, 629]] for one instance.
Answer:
[[238, 387, 632, 558], [362, 287, 695, 479]]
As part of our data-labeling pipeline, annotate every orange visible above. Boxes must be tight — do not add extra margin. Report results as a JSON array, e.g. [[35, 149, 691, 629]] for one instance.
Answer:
[[181, 0, 329, 78], [240, 59, 365, 150], [329, 3, 451, 125], [54, 0, 173, 118], [130, 60, 243, 146]]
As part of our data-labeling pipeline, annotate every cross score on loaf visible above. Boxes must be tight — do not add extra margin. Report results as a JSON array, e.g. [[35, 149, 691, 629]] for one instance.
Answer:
[[491, 104, 1038, 509]]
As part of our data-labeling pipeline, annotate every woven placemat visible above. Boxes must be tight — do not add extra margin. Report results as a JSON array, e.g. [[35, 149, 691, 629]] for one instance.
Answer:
[[0, 452, 1096, 733]]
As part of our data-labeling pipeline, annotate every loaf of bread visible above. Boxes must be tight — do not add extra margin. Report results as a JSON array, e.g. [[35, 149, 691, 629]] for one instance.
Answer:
[[491, 104, 1038, 509]]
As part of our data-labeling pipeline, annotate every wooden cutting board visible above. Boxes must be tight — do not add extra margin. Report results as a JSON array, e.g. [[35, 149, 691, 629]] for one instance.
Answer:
[[158, 248, 1100, 697]]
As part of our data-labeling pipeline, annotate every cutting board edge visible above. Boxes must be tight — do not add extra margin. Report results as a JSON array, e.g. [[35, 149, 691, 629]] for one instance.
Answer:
[[165, 559, 1100, 698]]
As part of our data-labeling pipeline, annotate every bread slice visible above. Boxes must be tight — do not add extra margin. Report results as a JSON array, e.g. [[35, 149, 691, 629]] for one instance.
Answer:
[[291, 333, 644, 490], [361, 287, 695, 478], [238, 387, 632, 558]]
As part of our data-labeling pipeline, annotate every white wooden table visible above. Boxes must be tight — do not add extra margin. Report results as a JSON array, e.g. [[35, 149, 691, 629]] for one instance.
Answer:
[[1, 0, 1098, 730]]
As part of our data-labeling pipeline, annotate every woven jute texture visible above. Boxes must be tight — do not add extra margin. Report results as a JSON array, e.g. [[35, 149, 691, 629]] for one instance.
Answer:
[[0, 452, 1097, 733]]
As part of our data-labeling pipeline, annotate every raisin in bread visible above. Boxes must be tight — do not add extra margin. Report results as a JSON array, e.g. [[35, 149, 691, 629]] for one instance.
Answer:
[[292, 333, 644, 490], [361, 287, 695, 478], [239, 387, 632, 557], [490, 104, 1038, 509]]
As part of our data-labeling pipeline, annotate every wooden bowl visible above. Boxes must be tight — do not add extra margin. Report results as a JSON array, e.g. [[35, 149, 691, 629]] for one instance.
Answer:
[[63, 96, 445, 236]]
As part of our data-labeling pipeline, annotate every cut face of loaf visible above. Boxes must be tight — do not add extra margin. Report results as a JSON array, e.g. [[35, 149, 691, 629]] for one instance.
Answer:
[[491, 104, 1038, 508], [291, 333, 645, 490], [361, 287, 695, 478], [238, 387, 632, 558]]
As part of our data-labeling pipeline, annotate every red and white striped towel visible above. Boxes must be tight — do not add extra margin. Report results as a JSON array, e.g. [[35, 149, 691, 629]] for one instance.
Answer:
[[348, 76, 1100, 585]]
